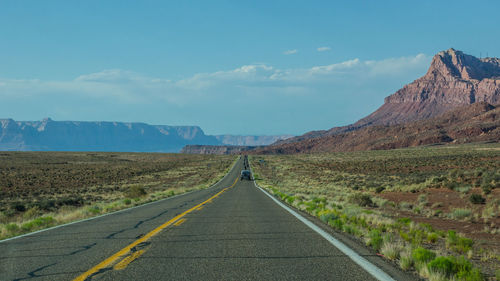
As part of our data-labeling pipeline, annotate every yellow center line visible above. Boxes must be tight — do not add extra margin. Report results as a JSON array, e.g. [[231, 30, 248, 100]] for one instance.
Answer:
[[73, 176, 239, 281], [113, 250, 145, 270], [196, 206, 204, 211], [173, 218, 186, 226]]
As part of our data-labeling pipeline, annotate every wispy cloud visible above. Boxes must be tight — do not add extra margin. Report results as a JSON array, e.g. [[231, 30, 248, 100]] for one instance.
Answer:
[[317, 46, 331, 52], [0, 53, 431, 133], [0, 53, 430, 102], [283, 49, 298, 55]]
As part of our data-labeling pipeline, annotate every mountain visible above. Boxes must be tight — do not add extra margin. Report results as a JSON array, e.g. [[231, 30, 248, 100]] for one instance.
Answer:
[[276, 48, 500, 145], [0, 118, 291, 152], [256, 102, 499, 154]]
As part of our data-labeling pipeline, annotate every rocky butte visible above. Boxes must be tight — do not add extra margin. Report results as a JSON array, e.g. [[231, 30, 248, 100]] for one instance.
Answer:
[[259, 48, 500, 153], [274, 48, 500, 146]]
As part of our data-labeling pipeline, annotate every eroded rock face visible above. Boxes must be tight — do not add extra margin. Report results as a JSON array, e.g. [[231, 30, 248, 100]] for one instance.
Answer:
[[257, 102, 500, 154], [273, 49, 500, 147], [358, 48, 500, 127]]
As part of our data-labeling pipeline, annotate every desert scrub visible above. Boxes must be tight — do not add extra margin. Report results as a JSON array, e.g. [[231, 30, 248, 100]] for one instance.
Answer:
[[449, 208, 472, 220], [380, 240, 404, 260], [427, 256, 483, 281], [0, 153, 235, 240], [125, 185, 147, 198], [249, 144, 500, 279], [412, 247, 436, 264], [446, 231, 474, 254]]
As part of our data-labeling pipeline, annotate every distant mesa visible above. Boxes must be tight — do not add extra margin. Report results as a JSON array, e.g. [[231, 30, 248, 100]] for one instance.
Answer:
[[0, 119, 292, 152]]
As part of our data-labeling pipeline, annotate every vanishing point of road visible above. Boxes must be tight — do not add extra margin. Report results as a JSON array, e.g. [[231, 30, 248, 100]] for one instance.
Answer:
[[0, 157, 416, 280]]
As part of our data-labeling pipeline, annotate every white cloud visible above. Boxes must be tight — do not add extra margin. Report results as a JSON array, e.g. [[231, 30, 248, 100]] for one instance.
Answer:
[[317, 46, 331, 52], [0, 53, 431, 106], [283, 49, 298, 55]]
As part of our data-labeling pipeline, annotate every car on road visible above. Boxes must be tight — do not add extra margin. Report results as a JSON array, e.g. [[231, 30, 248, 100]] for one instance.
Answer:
[[240, 170, 252, 181]]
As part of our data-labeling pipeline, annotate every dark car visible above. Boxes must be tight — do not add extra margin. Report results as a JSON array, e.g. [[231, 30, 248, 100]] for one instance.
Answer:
[[240, 170, 252, 181]]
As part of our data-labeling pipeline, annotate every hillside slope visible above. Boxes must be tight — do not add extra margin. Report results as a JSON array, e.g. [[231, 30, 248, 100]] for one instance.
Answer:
[[257, 102, 499, 154], [276, 49, 500, 145]]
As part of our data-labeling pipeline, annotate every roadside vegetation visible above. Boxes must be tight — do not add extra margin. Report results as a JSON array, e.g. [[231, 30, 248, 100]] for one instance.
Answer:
[[0, 152, 235, 240], [250, 143, 500, 281]]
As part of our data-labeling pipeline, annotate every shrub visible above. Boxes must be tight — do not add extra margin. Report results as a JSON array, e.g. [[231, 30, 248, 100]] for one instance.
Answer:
[[123, 198, 132, 205], [427, 256, 455, 277], [495, 269, 500, 281], [11, 202, 26, 212], [349, 194, 374, 207], [366, 229, 383, 251], [397, 217, 412, 225], [427, 256, 483, 280], [329, 218, 344, 230], [380, 241, 402, 260], [469, 194, 485, 204], [446, 231, 474, 254], [375, 186, 385, 193], [412, 247, 436, 263], [319, 212, 337, 223], [125, 186, 147, 198], [427, 232, 439, 243], [481, 182, 492, 194], [450, 208, 472, 220], [37, 199, 56, 211], [5, 223, 19, 233], [21, 216, 55, 232], [399, 250, 413, 270]]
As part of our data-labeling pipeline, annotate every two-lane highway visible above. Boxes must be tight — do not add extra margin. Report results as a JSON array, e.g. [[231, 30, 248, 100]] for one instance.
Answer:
[[1, 156, 414, 280]]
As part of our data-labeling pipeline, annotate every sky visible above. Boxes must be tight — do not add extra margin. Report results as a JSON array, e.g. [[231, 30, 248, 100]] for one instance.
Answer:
[[1, 0, 499, 135]]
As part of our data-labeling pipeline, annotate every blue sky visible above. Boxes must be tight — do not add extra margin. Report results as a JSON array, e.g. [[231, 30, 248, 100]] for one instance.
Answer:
[[1, 0, 499, 135]]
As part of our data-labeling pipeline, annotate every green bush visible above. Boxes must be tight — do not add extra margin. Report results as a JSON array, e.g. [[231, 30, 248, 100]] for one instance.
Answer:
[[446, 231, 474, 254], [123, 198, 132, 205], [21, 216, 55, 232], [367, 229, 383, 251], [469, 194, 485, 204], [428, 256, 483, 280], [329, 218, 343, 230], [412, 247, 436, 263], [427, 232, 439, 243], [5, 223, 19, 233], [427, 256, 456, 276], [397, 217, 412, 225], [319, 212, 337, 223], [450, 208, 472, 220]]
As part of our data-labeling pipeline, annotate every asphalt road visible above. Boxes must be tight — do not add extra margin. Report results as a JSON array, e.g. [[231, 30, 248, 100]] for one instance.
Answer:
[[0, 156, 415, 281]]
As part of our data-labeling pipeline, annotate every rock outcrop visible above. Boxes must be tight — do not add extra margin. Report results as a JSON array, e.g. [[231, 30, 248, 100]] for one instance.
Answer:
[[277, 49, 500, 145], [257, 102, 500, 154]]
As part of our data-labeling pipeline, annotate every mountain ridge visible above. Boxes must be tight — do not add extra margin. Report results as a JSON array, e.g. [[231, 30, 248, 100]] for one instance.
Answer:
[[275, 48, 500, 146], [0, 118, 291, 152], [256, 102, 499, 154]]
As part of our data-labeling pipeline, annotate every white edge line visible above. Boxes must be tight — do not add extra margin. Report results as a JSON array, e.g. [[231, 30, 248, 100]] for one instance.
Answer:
[[250, 167, 395, 281], [0, 156, 241, 243]]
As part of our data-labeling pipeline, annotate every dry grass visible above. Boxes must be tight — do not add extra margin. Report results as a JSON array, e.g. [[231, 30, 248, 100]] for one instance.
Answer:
[[0, 152, 235, 239], [250, 143, 500, 280]]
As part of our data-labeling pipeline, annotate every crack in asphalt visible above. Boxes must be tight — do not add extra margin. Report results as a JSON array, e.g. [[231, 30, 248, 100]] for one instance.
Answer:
[[12, 263, 56, 281]]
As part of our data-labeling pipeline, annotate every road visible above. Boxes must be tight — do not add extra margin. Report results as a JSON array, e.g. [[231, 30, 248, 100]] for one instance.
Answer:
[[0, 156, 414, 280]]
